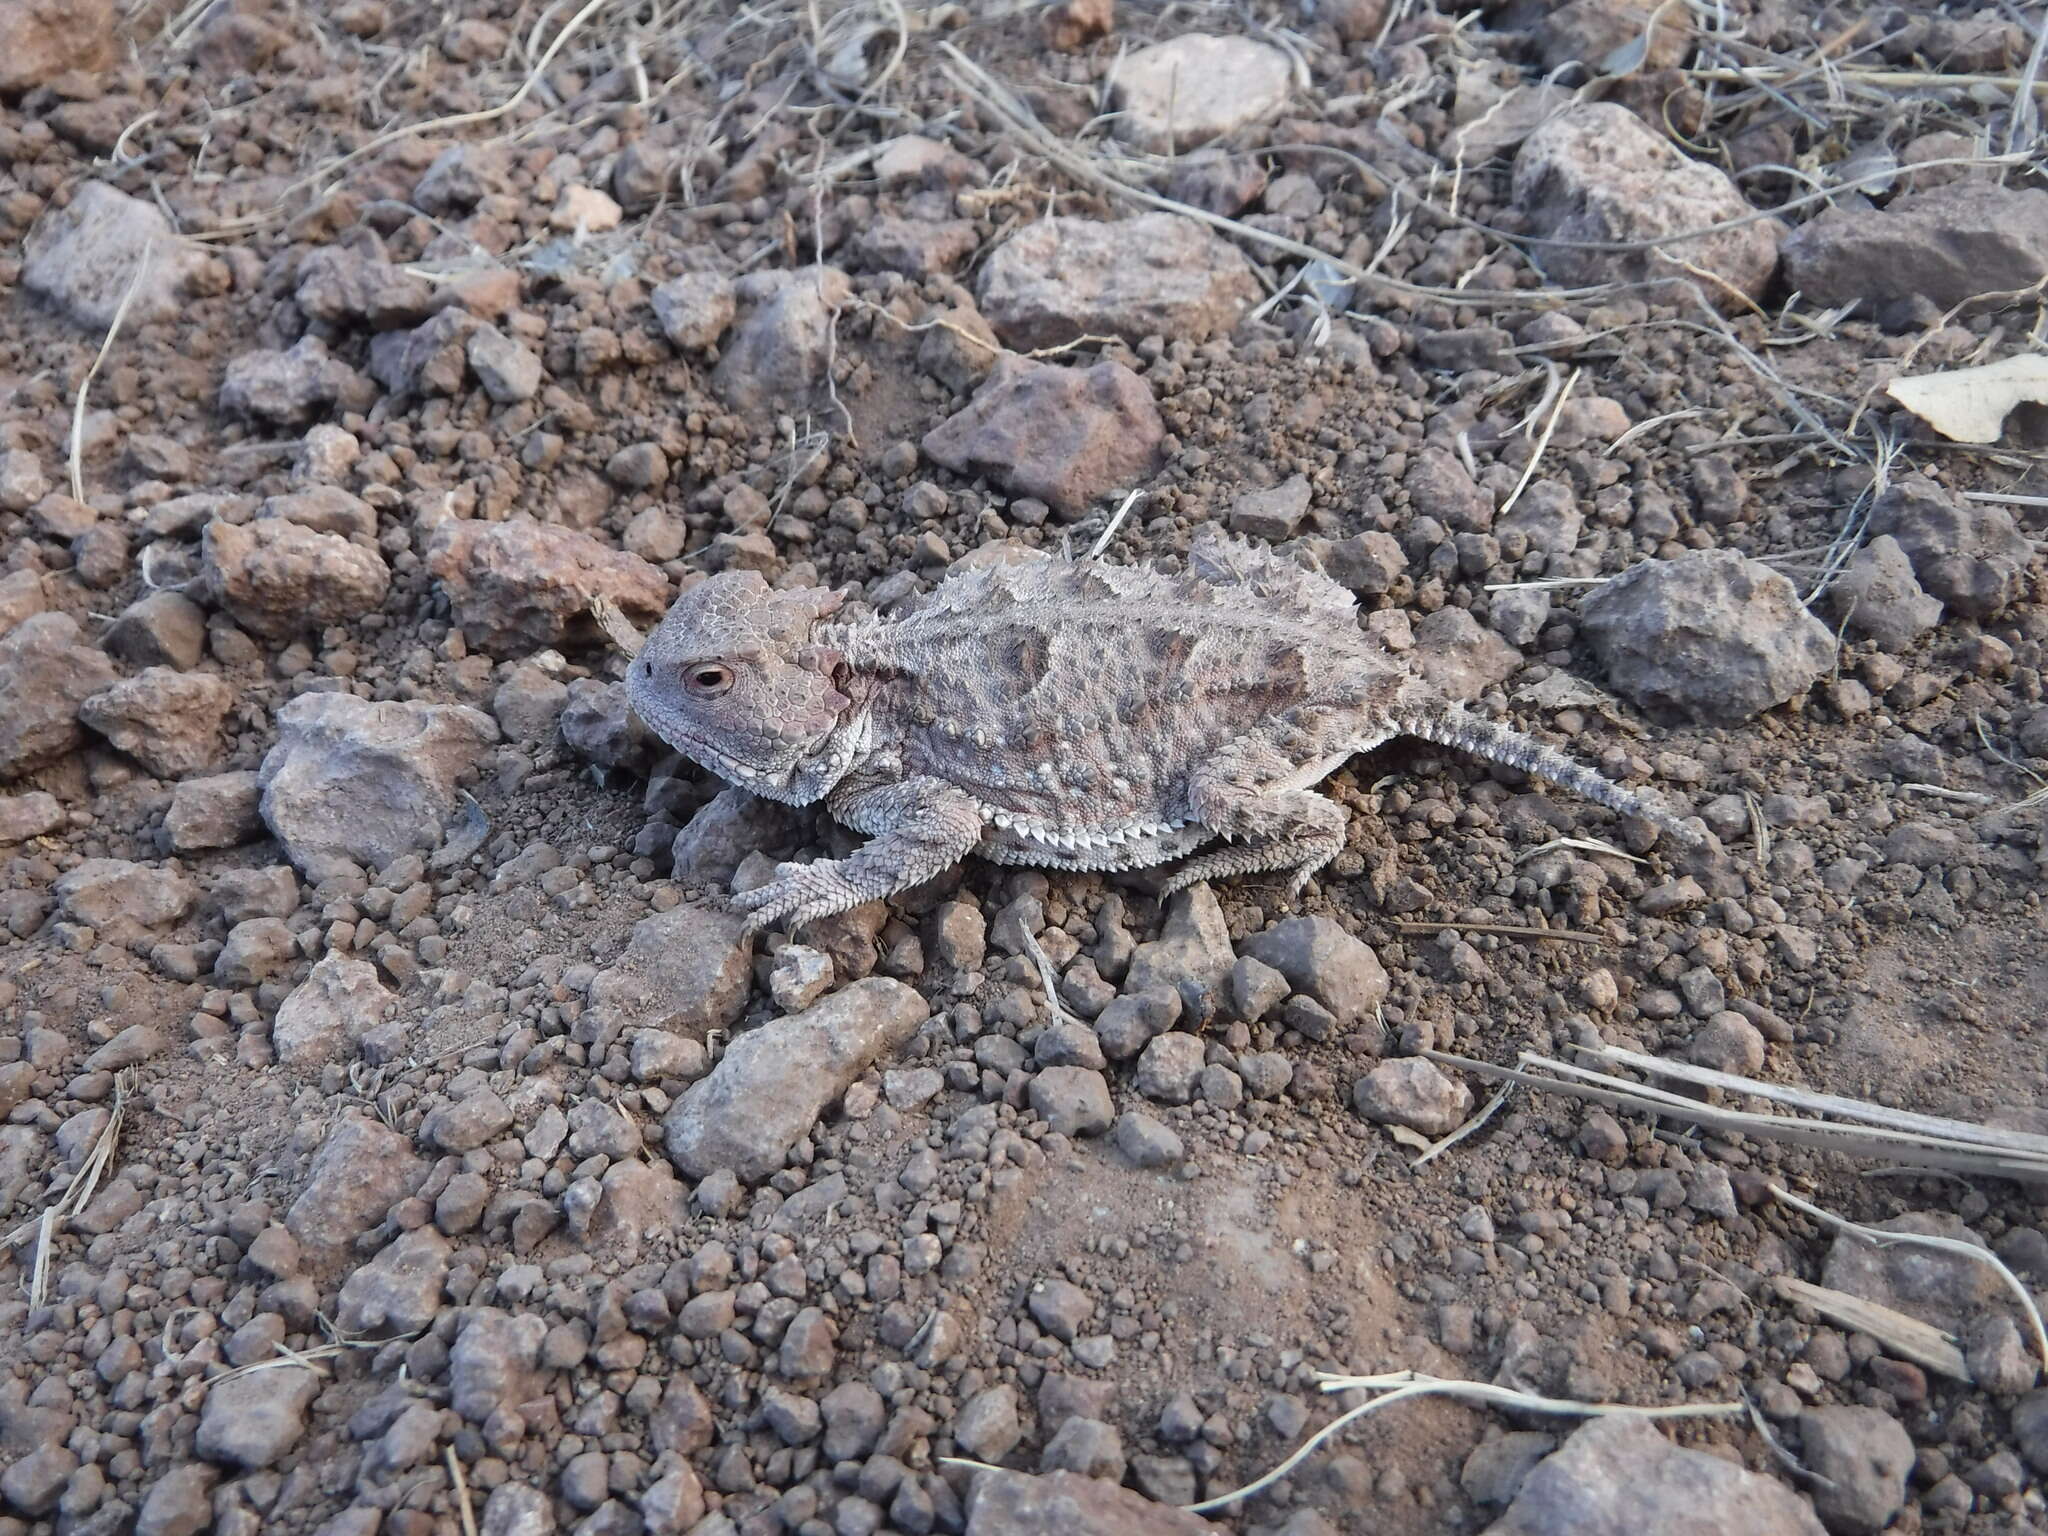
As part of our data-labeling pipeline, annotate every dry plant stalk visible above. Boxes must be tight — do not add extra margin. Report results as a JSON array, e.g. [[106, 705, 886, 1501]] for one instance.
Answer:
[[1772, 1276, 1971, 1382]]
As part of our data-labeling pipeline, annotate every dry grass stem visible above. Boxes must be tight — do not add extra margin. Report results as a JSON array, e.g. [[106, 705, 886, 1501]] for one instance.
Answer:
[[70, 233, 156, 503], [448, 1445, 480, 1536], [1412, 1081, 1515, 1167]]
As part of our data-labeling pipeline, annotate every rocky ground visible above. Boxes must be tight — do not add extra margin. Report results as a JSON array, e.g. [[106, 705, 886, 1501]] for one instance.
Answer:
[[2, 0, 2047, 1533]]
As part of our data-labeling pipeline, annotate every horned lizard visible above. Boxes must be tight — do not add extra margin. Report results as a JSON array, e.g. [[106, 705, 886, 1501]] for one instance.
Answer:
[[627, 531, 1698, 934]]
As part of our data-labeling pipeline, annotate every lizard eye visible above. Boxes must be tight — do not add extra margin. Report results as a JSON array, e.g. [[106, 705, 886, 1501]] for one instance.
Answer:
[[684, 663, 734, 698]]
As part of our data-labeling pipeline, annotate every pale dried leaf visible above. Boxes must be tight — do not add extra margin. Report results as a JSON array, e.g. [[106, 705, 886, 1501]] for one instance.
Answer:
[[1886, 354, 2048, 444]]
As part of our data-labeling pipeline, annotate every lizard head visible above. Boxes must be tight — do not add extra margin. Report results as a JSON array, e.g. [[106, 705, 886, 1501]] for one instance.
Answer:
[[627, 571, 853, 797]]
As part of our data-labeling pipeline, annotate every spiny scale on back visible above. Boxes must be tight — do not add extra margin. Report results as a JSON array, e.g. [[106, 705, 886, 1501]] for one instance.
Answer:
[[626, 530, 1700, 935]]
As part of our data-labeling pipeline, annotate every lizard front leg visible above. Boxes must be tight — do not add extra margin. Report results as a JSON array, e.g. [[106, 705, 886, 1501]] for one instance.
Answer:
[[1161, 739, 1349, 897], [732, 777, 986, 937]]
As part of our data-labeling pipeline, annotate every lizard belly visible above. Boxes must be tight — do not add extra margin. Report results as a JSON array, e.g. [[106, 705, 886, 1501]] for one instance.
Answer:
[[974, 820, 1212, 872]]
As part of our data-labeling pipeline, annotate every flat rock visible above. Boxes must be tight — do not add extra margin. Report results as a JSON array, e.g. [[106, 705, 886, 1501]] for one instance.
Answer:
[[195, 1366, 322, 1470], [589, 901, 753, 1037], [1820, 1210, 2007, 1335], [1512, 103, 1780, 306], [202, 518, 390, 638], [80, 667, 234, 778], [1782, 183, 2048, 311], [965, 1469, 1213, 1534], [1483, 1415, 1823, 1536], [259, 692, 498, 880], [23, 181, 207, 330], [286, 1115, 426, 1251], [0, 791, 63, 845], [164, 770, 265, 852], [1108, 34, 1293, 153], [1867, 474, 2032, 620], [665, 977, 928, 1180], [0, 613, 119, 779], [1579, 549, 1835, 725], [923, 356, 1165, 518], [426, 518, 669, 656], [274, 953, 395, 1067], [979, 214, 1259, 350], [54, 858, 197, 930]]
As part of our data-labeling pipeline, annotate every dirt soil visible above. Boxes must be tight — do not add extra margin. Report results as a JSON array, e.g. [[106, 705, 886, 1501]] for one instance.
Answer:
[[1, 1, 2046, 1535]]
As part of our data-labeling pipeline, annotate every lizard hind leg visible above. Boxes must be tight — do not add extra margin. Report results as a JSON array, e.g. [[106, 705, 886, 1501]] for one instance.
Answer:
[[1161, 752, 1350, 898]]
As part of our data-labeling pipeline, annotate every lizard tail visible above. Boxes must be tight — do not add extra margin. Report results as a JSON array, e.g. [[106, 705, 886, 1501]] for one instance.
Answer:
[[1394, 705, 1703, 848]]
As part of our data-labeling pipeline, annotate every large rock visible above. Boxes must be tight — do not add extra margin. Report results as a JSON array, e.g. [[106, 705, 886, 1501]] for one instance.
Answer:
[[274, 953, 396, 1067], [286, 1115, 426, 1251], [0, 0, 115, 94], [965, 1469, 1212, 1534], [1107, 35, 1293, 153], [195, 1367, 322, 1470], [979, 214, 1259, 350], [0, 613, 118, 779], [259, 693, 498, 879], [589, 902, 753, 1037], [1512, 103, 1779, 305], [202, 518, 390, 638], [1782, 184, 2048, 311], [426, 519, 669, 656], [1124, 885, 1236, 1019], [1867, 474, 2033, 620], [79, 668, 234, 778], [665, 978, 928, 1181], [1483, 1415, 1824, 1536], [1579, 550, 1835, 725], [449, 1309, 548, 1424], [1819, 1210, 2010, 1336], [23, 182, 206, 329], [712, 266, 850, 414], [923, 357, 1165, 518]]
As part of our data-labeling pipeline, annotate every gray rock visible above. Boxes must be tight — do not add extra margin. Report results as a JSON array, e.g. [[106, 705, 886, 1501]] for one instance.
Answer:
[[1124, 885, 1235, 1017], [23, 181, 206, 329], [136, 1462, 219, 1536], [1413, 606, 1524, 701], [1353, 1057, 1473, 1137], [164, 769, 265, 852], [1797, 1408, 1911, 1536], [965, 1469, 1213, 1535], [1580, 549, 1836, 725], [1029, 1066, 1114, 1137], [336, 1227, 451, 1335], [769, 943, 834, 1012], [467, 324, 542, 403], [286, 1115, 426, 1251], [0, 1448, 76, 1515], [1134, 1032, 1205, 1105], [589, 901, 752, 1036], [1462, 1432, 1557, 1507], [712, 266, 850, 414], [978, 214, 1259, 350], [954, 1384, 1023, 1463], [1963, 1313, 2039, 1396], [218, 336, 370, 425], [922, 356, 1166, 519], [104, 590, 207, 670], [1112, 1111, 1184, 1169], [2014, 1389, 2048, 1474], [671, 786, 800, 887], [1108, 35, 1293, 153], [1820, 1210, 2008, 1335], [274, 953, 396, 1067], [1822, 535, 1942, 651], [1483, 1414, 1824, 1536], [450, 1309, 549, 1424], [213, 918, 296, 987], [0, 791, 63, 845], [80, 667, 234, 779], [650, 272, 736, 351], [195, 1365, 321, 1469], [422, 1088, 513, 1153], [55, 858, 197, 930], [1868, 474, 2033, 620], [202, 517, 389, 638], [1228, 475, 1312, 540], [1241, 916, 1388, 1027], [259, 692, 498, 880], [665, 978, 927, 1180], [0, 612, 119, 779], [1782, 183, 2048, 311], [1513, 103, 1780, 306], [1040, 1417, 1126, 1482]]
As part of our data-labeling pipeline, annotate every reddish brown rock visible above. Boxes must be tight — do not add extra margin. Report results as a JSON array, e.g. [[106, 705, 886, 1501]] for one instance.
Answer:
[[922, 357, 1166, 518], [978, 214, 1259, 350], [202, 518, 390, 638], [426, 518, 670, 656], [80, 668, 235, 779]]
